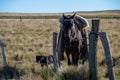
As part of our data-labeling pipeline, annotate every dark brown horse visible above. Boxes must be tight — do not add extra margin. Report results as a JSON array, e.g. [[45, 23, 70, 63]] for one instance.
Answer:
[[60, 13, 84, 66]]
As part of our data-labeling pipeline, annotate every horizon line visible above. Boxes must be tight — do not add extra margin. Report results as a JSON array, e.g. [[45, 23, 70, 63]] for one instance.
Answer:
[[0, 9, 120, 14]]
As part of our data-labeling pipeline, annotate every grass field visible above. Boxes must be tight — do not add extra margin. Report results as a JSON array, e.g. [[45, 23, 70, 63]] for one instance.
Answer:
[[0, 10, 120, 80]]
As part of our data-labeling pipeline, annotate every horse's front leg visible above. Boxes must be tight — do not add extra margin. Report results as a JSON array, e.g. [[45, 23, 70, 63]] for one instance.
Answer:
[[66, 51, 72, 65], [72, 54, 78, 66]]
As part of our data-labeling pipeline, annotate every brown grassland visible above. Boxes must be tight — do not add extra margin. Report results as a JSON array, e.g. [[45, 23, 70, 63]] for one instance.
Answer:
[[0, 10, 120, 80]]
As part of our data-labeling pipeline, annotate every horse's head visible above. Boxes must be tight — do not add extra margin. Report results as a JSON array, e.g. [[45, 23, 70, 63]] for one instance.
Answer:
[[62, 13, 76, 41]]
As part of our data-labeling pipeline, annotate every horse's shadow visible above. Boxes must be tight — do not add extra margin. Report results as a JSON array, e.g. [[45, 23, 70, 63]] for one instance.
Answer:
[[0, 65, 20, 79]]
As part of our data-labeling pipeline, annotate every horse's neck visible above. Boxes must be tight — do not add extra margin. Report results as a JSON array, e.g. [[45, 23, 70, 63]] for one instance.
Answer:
[[73, 24, 79, 37], [74, 24, 83, 40]]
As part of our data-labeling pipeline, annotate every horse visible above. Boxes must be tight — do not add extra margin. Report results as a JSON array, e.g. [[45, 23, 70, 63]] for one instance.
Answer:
[[58, 13, 89, 66], [59, 13, 83, 66]]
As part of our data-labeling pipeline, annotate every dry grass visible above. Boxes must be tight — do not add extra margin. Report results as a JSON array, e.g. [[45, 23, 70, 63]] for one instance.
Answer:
[[0, 17, 120, 80]]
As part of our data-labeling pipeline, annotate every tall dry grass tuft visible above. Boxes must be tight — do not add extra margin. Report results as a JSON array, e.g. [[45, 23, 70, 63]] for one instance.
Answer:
[[58, 65, 89, 80]]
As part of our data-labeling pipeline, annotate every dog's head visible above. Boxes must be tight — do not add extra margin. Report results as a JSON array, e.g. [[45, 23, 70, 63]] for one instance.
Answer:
[[48, 55, 54, 63]]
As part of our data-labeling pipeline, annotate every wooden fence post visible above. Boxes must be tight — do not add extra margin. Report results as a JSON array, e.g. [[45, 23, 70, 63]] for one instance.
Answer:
[[88, 19, 100, 80], [57, 28, 63, 65], [99, 31, 115, 80], [86, 29, 90, 53], [53, 32, 59, 71], [0, 39, 8, 67], [20, 16, 22, 22]]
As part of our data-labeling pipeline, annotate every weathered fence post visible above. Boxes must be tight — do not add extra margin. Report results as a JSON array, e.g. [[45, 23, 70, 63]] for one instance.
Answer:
[[0, 39, 8, 67], [99, 31, 115, 80], [20, 16, 22, 22], [57, 28, 63, 65], [53, 32, 59, 71], [86, 29, 90, 53], [88, 19, 100, 80]]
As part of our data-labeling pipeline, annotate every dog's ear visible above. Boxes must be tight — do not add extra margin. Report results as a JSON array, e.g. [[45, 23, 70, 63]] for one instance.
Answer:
[[52, 56, 54, 62], [49, 55, 54, 62]]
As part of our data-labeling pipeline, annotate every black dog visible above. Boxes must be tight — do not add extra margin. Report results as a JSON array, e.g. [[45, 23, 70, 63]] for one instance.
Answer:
[[36, 55, 54, 67]]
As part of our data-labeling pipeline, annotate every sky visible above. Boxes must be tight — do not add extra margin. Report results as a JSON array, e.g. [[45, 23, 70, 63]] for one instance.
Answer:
[[0, 0, 120, 13]]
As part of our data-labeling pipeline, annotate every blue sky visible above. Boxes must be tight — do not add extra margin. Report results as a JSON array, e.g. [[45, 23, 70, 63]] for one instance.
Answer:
[[0, 0, 120, 13]]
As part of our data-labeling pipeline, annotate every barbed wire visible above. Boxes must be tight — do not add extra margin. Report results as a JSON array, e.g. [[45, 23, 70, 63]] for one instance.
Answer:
[[6, 44, 53, 47], [5, 44, 89, 48], [0, 31, 59, 35]]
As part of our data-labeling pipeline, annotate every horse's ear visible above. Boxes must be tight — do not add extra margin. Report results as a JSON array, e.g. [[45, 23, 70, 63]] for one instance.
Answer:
[[71, 13, 76, 19], [63, 13, 66, 19]]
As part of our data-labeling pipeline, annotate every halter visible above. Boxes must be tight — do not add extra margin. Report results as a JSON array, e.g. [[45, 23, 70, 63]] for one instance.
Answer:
[[63, 18, 83, 44]]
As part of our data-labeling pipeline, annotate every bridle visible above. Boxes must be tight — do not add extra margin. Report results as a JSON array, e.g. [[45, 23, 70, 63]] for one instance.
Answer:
[[63, 18, 83, 43]]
